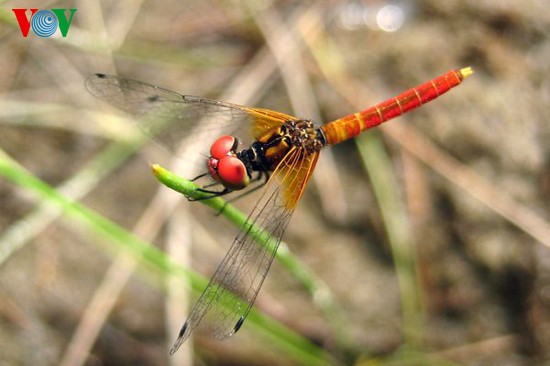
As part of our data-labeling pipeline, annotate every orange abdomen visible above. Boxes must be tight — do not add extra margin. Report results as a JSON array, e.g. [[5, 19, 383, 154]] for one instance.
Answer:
[[321, 67, 472, 145]]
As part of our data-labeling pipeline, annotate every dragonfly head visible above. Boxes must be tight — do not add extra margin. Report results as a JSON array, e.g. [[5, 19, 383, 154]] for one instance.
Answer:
[[207, 135, 250, 190]]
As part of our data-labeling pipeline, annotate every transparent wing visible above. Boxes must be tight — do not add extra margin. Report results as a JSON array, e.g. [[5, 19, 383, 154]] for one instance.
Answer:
[[169, 146, 320, 353], [85, 74, 297, 174]]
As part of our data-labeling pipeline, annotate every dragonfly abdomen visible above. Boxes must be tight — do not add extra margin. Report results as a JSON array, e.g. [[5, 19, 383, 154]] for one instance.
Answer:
[[321, 67, 473, 145]]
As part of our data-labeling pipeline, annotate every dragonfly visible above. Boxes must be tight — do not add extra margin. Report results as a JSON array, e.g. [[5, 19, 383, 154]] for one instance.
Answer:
[[86, 67, 472, 354]]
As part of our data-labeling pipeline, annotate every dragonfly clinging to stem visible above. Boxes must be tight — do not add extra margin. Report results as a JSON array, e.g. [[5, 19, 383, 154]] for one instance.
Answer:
[[86, 67, 473, 354]]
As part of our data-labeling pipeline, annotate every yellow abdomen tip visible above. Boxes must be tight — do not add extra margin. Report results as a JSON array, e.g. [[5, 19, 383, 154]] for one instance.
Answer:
[[459, 66, 474, 79]]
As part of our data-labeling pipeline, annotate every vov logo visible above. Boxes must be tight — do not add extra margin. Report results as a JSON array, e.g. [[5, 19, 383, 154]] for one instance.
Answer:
[[12, 8, 77, 38]]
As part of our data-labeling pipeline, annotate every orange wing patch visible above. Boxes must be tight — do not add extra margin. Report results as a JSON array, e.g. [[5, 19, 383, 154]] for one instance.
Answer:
[[270, 146, 319, 210], [248, 107, 296, 140]]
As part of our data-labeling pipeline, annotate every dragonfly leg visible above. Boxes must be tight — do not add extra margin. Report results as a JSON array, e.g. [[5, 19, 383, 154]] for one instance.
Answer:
[[222, 171, 270, 204], [211, 171, 270, 216], [188, 171, 269, 215], [185, 171, 234, 201], [190, 172, 209, 182], [188, 186, 233, 201]]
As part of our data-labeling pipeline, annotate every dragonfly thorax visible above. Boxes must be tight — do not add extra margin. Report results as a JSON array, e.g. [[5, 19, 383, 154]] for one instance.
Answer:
[[283, 119, 326, 154], [254, 119, 325, 169]]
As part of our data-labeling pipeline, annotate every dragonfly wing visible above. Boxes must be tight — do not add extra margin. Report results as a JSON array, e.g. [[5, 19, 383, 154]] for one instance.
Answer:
[[86, 74, 296, 173], [250, 107, 297, 139], [170, 147, 319, 353]]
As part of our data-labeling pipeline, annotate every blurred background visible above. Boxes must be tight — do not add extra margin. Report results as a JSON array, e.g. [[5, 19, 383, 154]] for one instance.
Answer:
[[0, 0, 549, 365]]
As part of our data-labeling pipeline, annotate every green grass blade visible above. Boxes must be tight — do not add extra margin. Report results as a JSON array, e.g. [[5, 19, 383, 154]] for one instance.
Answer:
[[356, 132, 423, 348]]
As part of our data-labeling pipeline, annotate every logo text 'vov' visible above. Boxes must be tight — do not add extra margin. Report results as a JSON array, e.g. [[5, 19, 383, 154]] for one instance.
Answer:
[[12, 9, 77, 38]]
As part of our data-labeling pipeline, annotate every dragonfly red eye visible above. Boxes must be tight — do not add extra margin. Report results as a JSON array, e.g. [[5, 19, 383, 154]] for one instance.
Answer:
[[208, 135, 249, 190], [210, 135, 238, 159], [216, 156, 250, 190]]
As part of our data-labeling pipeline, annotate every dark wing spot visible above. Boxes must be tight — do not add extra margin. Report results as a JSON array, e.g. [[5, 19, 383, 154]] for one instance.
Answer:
[[233, 316, 245, 333]]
